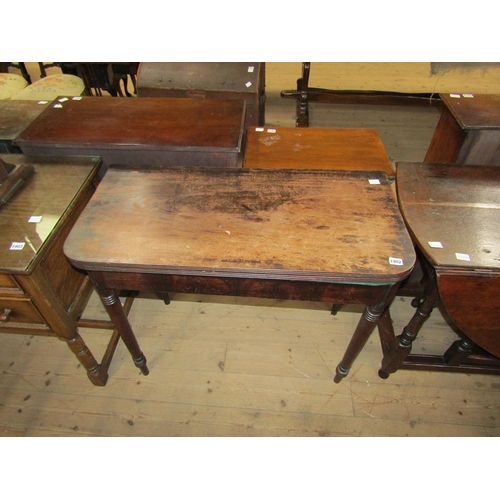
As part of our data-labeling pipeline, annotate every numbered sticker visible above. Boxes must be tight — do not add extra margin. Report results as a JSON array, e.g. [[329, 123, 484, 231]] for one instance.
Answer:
[[255, 127, 265, 132], [248, 66, 255, 73], [267, 128, 277, 133], [389, 257, 404, 266], [428, 241, 443, 248], [10, 242, 25, 250]]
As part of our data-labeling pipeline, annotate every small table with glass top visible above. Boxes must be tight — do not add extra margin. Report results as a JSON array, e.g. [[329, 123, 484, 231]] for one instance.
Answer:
[[0, 154, 122, 385]]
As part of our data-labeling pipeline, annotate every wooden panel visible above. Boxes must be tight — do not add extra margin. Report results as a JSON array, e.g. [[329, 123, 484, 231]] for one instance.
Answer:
[[438, 274, 500, 358], [424, 107, 465, 163], [243, 126, 393, 175], [0, 274, 22, 292]]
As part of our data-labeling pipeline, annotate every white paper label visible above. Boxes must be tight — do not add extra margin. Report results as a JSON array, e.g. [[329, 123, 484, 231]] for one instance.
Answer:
[[58, 97, 69, 102], [267, 128, 277, 133], [455, 253, 471, 261], [246, 81, 252, 87], [255, 127, 265, 132], [28, 216, 43, 223], [10, 242, 25, 250], [450, 93, 461, 98], [389, 257, 404, 266], [38, 100, 48, 104], [72, 96, 83, 100], [428, 241, 443, 248], [248, 66, 254, 73], [53, 104, 63, 108], [463, 94, 474, 98], [369, 179, 381, 185]]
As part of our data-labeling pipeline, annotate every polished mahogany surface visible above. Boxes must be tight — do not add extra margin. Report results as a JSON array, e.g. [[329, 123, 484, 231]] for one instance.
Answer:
[[64, 166, 414, 283], [425, 93, 500, 165], [440, 93, 500, 129], [243, 126, 393, 175], [396, 162, 500, 357], [14, 96, 245, 154]]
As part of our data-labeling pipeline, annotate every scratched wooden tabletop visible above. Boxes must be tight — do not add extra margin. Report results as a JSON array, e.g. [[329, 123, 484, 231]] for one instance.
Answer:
[[64, 166, 415, 283], [243, 126, 394, 175]]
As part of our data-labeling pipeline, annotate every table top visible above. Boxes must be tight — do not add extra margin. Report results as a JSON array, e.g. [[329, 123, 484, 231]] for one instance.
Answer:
[[396, 162, 500, 272], [64, 166, 415, 284], [137, 62, 263, 94], [0, 154, 100, 273], [243, 127, 394, 175], [0, 100, 49, 140], [440, 93, 500, 129], [14, 96, 246, 152]]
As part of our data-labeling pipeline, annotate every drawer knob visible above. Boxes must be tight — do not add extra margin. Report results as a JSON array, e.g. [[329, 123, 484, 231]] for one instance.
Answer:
[[0, 309, 12, 322]]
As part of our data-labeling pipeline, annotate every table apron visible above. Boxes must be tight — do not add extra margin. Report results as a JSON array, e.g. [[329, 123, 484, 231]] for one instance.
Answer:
[[89, 270, 394, 305]]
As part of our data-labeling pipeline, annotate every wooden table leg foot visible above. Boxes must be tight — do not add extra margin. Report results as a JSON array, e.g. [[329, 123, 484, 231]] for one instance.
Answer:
[[378, 369, 389, 379], [86, 367, 109, 386], [133, 354, 149, 375], [334, 364, 349, 383]]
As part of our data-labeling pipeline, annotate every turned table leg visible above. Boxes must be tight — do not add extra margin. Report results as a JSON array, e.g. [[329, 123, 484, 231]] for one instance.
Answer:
[[379, 278, 440, 378], [92, 280, 149, 376], [334, 285, 399, 383]]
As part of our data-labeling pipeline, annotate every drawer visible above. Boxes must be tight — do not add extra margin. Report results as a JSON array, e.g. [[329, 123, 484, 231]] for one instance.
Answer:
[[0, 296, 46, 325], [0, 274, 24, 294]]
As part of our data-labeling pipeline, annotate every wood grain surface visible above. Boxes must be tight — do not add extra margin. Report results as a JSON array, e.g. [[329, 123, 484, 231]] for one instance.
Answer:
[[64, 167, 415, 283], [243, 126, 393, 175]]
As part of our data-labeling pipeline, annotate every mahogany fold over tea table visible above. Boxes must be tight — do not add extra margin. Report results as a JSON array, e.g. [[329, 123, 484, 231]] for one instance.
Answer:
[[64, 166, 415, 385], [380, 162, 500, 376]]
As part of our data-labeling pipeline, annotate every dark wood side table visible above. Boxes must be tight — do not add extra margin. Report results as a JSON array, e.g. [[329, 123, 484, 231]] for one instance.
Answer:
[[64, 166, 415, 385], [14, 96, 246, 171], [379, 162, 500, 377], [0, 154, 119, 385], [0, 100, 49, 154], [243, 126, 394, 176], [137, 62, 265, 129], [425, 93, 500, 165]]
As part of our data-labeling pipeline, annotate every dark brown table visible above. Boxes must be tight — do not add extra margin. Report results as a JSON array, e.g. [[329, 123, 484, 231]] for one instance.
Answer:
[[14, 96, 246, 171], [137, 62, 265, 129], [64, 166, 415, 386], [379, 162, 500, 376], [425, 93, 500, 165]]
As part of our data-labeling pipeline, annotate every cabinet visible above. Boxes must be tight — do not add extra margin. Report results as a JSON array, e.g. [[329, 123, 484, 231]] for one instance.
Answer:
[[0, 154, 110, 385]]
